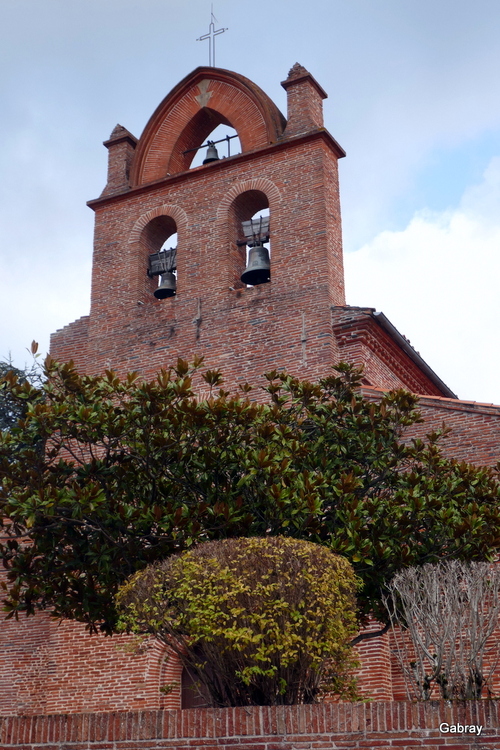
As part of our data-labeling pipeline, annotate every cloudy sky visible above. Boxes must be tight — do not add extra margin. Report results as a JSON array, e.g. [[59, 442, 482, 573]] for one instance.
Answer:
[[1, 0, 499, 404]]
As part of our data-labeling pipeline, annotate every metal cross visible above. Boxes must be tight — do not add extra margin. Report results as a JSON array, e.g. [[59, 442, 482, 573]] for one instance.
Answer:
[[197, 5, 228, 67]]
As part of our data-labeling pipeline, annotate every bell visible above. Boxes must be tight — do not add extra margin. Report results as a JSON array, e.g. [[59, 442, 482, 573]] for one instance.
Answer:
[[154, 272, 177, 299], [203, 141, 220, 164], [240, 242, 271, 285]]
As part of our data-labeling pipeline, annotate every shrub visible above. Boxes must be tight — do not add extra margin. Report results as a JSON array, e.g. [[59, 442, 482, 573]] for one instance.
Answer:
[[116, 536, 360, 706], [384, 561, 500, 700]]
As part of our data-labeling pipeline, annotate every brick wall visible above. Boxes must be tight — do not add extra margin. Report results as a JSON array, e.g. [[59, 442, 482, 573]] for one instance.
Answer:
[[359, 387, 500, 467], [0, 568, 182, 717], [54, 140, 348, 387], [1, 702, 499, 750]]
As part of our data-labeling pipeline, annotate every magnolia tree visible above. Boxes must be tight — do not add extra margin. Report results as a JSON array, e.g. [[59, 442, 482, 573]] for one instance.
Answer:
[[117, 537, 360, 706], [385, 561, 500, 700], [1, 357, 500, 635]]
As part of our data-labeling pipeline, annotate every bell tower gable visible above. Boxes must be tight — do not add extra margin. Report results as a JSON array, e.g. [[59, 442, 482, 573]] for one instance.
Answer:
[[130, 67, 287, 185], [54, 65, 351, 386]]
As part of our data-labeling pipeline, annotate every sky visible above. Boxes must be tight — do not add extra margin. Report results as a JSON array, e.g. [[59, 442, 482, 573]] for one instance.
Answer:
[[0, 0, 499, 404]]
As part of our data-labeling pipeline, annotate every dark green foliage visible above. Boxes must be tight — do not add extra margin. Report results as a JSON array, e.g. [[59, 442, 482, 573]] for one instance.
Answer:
[[0, 343, 44, 431], [116, 537, 360, 706], [0, 363, 31, 432], [1, 357, 500, 634]]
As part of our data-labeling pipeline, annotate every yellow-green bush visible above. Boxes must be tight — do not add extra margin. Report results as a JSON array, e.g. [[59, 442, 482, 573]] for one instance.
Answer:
[[116, 537, 359, 706]]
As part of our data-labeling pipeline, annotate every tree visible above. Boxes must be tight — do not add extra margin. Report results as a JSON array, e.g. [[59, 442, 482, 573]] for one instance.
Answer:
[[116, 537, 360, 706], [384, 561, 500, 700], [0, 343, 44, 431], [0, 362, 27, 432], [1, 357, 500, 634]]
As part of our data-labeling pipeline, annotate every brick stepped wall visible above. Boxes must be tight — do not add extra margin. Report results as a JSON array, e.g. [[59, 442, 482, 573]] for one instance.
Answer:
[[1, 702, 499, 750]]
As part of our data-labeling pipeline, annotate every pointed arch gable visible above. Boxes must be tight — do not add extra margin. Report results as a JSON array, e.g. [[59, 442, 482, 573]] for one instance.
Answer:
[[130, 67, 286, 186]]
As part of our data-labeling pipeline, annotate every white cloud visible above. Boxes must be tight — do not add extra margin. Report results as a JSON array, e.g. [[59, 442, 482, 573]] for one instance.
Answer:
[[344, 157, 500, 405]]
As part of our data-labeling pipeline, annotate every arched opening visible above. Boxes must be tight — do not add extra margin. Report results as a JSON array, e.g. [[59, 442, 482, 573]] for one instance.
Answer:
[[189, 124, 241, 169], [141, 215, 178, 300], [168, 109, 241, 174], [243, 208, 271, 287], [229, 190, 270, 288]]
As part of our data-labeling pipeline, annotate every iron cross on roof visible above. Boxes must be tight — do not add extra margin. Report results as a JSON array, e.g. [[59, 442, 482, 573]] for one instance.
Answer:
[[197, 5, 228, 67]]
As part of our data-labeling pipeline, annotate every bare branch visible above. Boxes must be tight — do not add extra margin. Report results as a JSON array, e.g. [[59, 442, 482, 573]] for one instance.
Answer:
[[384, 561, 500, 700]]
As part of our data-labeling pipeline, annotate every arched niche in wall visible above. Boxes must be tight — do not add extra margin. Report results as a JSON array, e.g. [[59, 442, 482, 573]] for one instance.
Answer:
[[142, 215, 177, 299], [130, 67, 286, 185]]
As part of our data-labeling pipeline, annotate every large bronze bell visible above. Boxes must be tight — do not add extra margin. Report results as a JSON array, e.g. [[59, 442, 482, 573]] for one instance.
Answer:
[[240, 242, 271, 285], [154, 272, 177, 299], [203, 141, 220, 164]]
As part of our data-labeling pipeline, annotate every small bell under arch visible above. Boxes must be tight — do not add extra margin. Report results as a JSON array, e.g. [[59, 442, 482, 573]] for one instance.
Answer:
[[203, 141, 220, 164], [154, 272, 177, 299]]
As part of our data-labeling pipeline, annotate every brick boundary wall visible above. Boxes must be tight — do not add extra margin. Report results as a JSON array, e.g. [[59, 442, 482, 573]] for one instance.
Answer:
[[2, 702, 500, 750]]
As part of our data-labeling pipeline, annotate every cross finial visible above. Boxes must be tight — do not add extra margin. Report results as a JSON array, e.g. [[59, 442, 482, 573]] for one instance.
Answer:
[[197, 5, 228, 67]]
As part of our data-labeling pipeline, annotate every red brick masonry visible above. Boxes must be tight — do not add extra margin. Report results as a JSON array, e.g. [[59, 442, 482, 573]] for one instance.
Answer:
[[1, 702, 499, 750]]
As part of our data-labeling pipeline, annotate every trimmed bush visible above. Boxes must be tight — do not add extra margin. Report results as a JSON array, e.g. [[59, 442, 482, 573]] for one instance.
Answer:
[[117, 536, 359, 706]]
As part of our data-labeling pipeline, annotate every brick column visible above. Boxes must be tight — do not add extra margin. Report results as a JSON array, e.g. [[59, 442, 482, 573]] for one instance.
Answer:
[[281, 63, 327, 137]]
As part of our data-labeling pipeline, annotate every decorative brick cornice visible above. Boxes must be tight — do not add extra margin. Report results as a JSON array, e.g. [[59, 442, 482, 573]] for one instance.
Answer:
[[87, 130, 345, 211], [332, 308, 446, 396]]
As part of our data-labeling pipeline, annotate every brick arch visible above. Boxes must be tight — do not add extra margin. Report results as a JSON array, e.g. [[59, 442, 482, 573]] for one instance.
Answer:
[[130, 67, 286, 186], [128, 204, 189, 245], [216, 178, 281, 221], [158, 646, 183, 710]]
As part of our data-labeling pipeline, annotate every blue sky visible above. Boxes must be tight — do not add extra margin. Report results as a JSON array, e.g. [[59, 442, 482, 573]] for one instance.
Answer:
[[392, 130, 500, 225], [1, 0, 499, 403]]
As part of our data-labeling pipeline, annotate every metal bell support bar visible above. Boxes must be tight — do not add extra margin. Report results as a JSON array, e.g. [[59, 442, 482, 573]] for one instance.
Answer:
[[183, 133, 238, 159], [241, 215, 270, 245]]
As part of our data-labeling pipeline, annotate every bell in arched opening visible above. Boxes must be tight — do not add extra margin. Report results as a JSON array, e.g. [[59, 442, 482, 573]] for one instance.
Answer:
[[202, 141, 220, 164], [240, 215, 270, 286], [154, 272, 177, 298], [148, 246, 177, 299], [241, 242, 270, 285]]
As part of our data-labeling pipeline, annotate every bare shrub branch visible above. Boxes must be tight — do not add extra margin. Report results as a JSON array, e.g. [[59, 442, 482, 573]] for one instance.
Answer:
[[385, 561, 500, 700]]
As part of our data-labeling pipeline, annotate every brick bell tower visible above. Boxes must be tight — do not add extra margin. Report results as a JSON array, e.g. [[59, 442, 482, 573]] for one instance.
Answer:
[[51, 64, 347, 387]]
